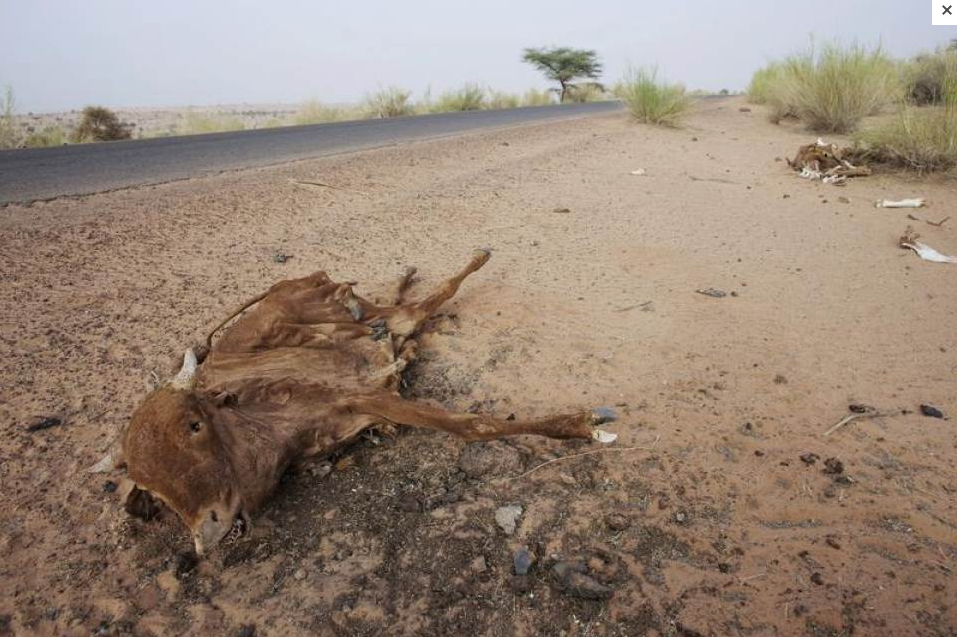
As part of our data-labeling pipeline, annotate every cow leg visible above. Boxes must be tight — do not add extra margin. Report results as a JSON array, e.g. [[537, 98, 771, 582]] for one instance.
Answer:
[[348, 395, 616, 442], [384, 249, 491, 338]]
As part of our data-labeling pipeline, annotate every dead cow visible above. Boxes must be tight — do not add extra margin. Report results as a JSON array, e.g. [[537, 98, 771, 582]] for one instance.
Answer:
[[92, 250, 617, 555], [788, 138, 871, 184]]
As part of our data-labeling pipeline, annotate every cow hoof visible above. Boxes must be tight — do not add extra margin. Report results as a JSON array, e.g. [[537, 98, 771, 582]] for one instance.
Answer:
[[473, 247, 492, 260], [590, 407, 617, 425]]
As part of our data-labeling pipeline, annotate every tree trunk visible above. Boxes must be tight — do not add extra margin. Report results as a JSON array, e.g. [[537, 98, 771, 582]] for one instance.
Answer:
[[559, 81, 567, 103]]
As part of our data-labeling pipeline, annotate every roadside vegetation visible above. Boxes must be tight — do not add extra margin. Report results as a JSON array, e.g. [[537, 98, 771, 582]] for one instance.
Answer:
[[748, 39, 957, 172], [522, 46, 603, 103], [615, 67, 691, 126]]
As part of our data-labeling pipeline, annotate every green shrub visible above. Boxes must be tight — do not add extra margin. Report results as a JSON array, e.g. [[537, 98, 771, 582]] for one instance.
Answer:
[[0, 86, 19, 149], [72, 106, 132, 142], [615, 67, 691, 126], [430, 84, 486, 112], [363, 87, 415, 118], [856, 82, 957, 172], [23, 125, 67, 148], [903, 48, 957, 105], [485, 90, 521, 110], [747, 62, 785, 104], [521, 89, 554, 106], [294, 100, 362, 125], [762, 42, 898, 132], [565, 83, 606, 103]]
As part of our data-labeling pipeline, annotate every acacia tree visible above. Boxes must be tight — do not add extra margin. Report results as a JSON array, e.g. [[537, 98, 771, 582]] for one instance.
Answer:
[[522, 47, 602, 103]]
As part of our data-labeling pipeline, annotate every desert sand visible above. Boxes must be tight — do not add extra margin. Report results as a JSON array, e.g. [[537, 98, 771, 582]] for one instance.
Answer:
[[1, 97, 955, 636]]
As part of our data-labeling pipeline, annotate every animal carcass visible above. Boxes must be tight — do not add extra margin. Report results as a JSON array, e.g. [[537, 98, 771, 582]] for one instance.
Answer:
[[92, 250, 617, 555]]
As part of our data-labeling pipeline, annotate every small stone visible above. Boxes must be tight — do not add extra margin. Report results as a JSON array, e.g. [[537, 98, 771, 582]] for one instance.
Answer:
[[838, 196, 850, 204], [718, 563, 731, 573], [272, 253, 290, 264], [605, 514, 629, 532], [397, 493, 422, 513], [739, 107, 752, 112], [513, 547, 533, 575], [552, 207, 571, 214], [293, 568, 306, 581], [174, 551, 198, 577], [920, 404, 945, 419], [552, 561, 613, 600], [237, 625, 256, 637], [696, 288, 726, 298], [470, 556, 488, 574], [674, 511, 688, 524], [783, 194, 791, 198], [495, 505, 523, 535], [558, 473, 577, 487], [103, 480, 118, 493], [799, 453, 819, 466], [825, 537, 842, 550], [309, 462, 332, 478], [848, 404, 873, 414], [822, 458, 844, 475], [810, 572, 824, 585], [691, 136, 698, 142]]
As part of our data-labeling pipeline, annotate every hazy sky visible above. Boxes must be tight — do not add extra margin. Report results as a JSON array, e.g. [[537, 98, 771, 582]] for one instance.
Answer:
[[0, 1, 949, 112]]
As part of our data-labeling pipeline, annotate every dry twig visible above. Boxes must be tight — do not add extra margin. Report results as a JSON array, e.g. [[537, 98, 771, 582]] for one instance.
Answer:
[[496, 435, 661, 482]]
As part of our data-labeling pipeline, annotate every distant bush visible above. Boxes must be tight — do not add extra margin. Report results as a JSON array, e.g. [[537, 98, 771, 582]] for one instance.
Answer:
[[565, 83, 606, 103], [430, 84, 486, 112], [363, 87, 415, 118], [72, 106, 132, 142], [179, 112, 246, 134], [0, 86, 18, 149], [521, 89, 554, 106], [756, 42, 898, 132], [485, 90, 521, 110], [903, 48, 957, 105], [23, 125, 67, 148], [295, 100, 363, 125], [615, 67, 691, 126]]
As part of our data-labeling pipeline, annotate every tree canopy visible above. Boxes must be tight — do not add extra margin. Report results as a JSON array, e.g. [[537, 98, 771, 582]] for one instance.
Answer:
[[522, 47, 602, 102]]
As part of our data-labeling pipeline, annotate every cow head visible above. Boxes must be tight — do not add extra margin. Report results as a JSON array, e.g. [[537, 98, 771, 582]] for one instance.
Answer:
[[94, 350, 250, 555]]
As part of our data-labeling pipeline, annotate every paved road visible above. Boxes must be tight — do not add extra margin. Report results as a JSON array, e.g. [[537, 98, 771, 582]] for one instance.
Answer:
[[0, 101, 623, 204]]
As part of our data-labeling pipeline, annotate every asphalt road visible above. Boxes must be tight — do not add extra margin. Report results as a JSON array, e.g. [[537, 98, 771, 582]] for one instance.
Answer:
[[0, 101, 623, 205]]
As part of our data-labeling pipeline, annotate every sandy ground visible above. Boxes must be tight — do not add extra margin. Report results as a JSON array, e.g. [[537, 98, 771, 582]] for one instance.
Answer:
[[1, 97, 956, 636]]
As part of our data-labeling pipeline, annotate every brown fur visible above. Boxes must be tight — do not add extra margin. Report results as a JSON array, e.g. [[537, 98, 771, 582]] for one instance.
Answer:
[[787, 141, 872, 178], [107, 251, 614, 554]]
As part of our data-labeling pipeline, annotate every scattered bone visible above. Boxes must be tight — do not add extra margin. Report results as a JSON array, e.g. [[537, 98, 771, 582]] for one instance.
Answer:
[[877, 199, 925, 209], [788, 140, 871, 184], [899, 226, 957, 264], [629, 168, 647, 176]]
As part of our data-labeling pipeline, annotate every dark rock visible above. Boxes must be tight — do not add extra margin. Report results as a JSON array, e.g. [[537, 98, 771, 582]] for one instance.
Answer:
[[695, 288, 726, 298], [810, 572, 824, 585], [822, 458, 844, 475], [718, 563, 731, 573], [920, 404, 944, 419], [849, 403, 873, 413], [552, 207, 571, 214], [799, 453, 819, 466], [26, 416, 62, 432], [825, 537, 842, 550], [552, 561, 613, 600], [513, 547, 533, 575], [102, 480, 117, 493], [237, 625, 256, 637]]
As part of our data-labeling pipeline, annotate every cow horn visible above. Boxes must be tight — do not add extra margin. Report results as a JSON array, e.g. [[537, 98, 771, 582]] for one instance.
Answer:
[[170, 349, 198, 390], [88, 447, 125, 473]]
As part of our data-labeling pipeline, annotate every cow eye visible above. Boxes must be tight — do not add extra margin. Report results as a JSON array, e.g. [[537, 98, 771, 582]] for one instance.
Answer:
[[189, 421, 202, 433]]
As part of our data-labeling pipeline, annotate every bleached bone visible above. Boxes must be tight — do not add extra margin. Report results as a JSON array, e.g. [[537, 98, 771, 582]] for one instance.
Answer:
[[877, 199, 926, 209], [900, 241, 957, 263]]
